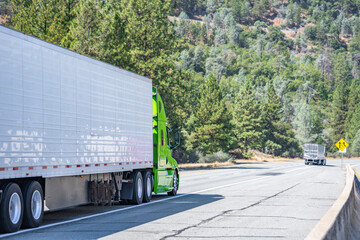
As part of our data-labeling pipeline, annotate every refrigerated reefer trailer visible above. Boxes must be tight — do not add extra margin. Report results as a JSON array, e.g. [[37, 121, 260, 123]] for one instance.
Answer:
[[303, 143, 326, 165], [0, 26, 179, 233]]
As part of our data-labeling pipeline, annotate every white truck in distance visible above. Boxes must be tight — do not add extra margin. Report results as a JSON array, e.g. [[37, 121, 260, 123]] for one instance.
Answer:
[[304, 144, 326, 165]]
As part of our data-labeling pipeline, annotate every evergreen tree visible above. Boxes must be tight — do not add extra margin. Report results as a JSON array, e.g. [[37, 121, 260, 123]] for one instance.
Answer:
[[349, 103, 360, 141], [70, 0, 103, 57], [105, 0, 189, 131], [230, 0, 242, 22], [351, 129, 360, 156], [11, 0, 78, 47], [262, 84, 299, 156], [194, 45, 205, 72], [295, 5, 301, 25], [330, 53, 351, 150], [345, 78, 360, 138], [186, 75, 234, 154], [232, 83, 263, 157], [350, 33, 360, 55]]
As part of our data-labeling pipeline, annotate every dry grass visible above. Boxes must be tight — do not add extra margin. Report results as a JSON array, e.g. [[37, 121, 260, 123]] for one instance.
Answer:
[[179, 161, 234, 170], [179, 150, 302, 169]]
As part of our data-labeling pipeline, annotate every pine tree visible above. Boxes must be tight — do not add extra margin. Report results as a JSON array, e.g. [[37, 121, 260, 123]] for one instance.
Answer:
[[349, 104, 360, 141], [351, 129, 360, 156], [330, 53, 351, 149], [104, 0, 189, 131], [69, 0, 103, 57], [187, 75, 234, 154], [262, 84, 299, 156], [11, 0, 78, 47], [232, 83, 263, 157], [345, 78, 360, 139], [262, 84, 281, 154], [230, 0, 242, 22]]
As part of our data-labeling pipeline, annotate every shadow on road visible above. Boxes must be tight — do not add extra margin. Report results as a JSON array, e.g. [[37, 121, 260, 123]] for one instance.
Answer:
[[258, 172, 283, 176], [11, 193, 225, 239]]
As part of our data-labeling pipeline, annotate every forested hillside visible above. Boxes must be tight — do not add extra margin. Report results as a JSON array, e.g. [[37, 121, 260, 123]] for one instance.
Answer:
[[2, 0, 360, 162]]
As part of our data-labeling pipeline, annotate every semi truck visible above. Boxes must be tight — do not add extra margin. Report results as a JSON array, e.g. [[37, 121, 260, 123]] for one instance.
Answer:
[[303, 143, 326, 165], [0, 26, 179, 233]]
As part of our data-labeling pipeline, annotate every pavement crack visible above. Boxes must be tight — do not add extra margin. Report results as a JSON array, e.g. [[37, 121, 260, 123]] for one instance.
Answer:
[[160, 183, 299, 240], [236, 183, 300, 212], [160, 209, 233, 240]]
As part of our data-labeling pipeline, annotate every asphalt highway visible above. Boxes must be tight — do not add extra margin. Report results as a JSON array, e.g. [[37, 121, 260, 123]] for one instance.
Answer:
[[2, 159, 360, 240]]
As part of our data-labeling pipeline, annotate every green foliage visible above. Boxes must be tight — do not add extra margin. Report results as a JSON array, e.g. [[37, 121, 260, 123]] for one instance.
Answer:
[[330, 53, 352, 150], [197, 150, 232, 163], [346, 78, 360, 139], [186, 75, 234, 154], [69, 0, 103, 56], [8, 0, 360, 158], [261, 84, 299, 156], [232, 83, 263, 157], [351, 129, 360, 156], [11, 0, 78, 47]]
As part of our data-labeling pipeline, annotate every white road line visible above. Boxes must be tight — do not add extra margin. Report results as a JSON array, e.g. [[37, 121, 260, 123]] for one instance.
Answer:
[[0, 166, 313, 239], [285, 166, 312, 173], [351, 163, 360, 167]]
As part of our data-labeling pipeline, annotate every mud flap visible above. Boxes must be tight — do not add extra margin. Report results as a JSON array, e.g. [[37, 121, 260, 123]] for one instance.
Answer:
[[120, 182, 134, 200]]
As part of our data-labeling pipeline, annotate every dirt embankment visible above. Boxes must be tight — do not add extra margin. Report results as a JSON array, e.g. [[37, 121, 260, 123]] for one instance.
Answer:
[[179, 151, 302, 170]]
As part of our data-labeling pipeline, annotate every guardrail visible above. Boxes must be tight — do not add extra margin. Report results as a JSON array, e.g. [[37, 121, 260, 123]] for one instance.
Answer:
[[306, 164, 360, 240]]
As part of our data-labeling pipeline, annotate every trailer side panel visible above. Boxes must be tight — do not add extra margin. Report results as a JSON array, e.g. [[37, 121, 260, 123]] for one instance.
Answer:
[[0, 26, 153, 179]]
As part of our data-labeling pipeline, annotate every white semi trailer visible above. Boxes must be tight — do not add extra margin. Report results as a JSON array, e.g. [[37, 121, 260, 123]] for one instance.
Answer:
[[303, 143, 326, 165], [0, 26, 179, 233]]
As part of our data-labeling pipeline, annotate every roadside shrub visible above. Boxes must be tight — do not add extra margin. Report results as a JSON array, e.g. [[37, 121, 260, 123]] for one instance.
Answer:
[[197, 151, 232, 163]]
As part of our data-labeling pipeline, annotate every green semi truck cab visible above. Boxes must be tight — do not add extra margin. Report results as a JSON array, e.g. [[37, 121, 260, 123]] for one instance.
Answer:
[[152, 87, 179, 195]]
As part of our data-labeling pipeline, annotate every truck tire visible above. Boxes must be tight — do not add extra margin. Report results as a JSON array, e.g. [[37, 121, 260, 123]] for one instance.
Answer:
[[0, 183, 24, 233], [323, 160, 326, 166], [22, 181, 44, 228], [131, 172, 143, 205], [142, 171, 152, 203], [167, 171, 179, 196]]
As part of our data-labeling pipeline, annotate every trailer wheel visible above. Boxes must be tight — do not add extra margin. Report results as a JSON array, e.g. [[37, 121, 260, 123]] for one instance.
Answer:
[[142, 171, 152, 203], [167, 171, 179, 196], [131, 172, 143, 205], [0, 183, 24, 233], [323, 160, 326, 166], [22, 181, 43, 228]]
